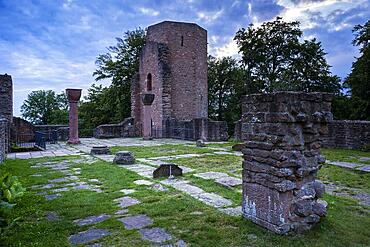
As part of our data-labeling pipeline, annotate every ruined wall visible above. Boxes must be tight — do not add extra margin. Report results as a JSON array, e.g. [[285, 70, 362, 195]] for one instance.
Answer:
[[94, 117, 136, 139], [0, 74, 13, 123], [322, 120, 370, 149], [0, 118, 9, 163], [241, 92, 332, 234]]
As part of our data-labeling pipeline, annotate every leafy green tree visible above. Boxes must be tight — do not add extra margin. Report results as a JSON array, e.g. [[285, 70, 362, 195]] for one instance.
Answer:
[[343, 20, 370, 120], [208, 56, 244, 133], [92, 29, 146, 122], [21, 90, 68, 125], [234, 17, 341, 94]]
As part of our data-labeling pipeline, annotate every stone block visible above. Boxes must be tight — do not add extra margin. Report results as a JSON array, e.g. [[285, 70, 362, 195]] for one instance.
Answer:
[[90, 146, 110, 155], [113, 151, 135, 165], [153, 164, 182, 178]]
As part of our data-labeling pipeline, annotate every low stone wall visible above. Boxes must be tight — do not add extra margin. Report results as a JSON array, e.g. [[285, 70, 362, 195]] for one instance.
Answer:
[[322, 120, 370, 149], [0, 118, 9, 163], [94, 117, 136, 139], [241, 92, 332, 234], [159, 118, 228, 141]]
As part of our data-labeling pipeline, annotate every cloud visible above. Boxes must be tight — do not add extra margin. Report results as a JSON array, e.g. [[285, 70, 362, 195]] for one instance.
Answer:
[[213, 38, 239, 58], [196, 9, 224, 24], [138, 7, 160, 16]]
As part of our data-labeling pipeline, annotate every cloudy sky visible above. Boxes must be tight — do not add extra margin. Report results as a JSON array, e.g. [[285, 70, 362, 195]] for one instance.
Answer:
[[1, 0, 369, 116]]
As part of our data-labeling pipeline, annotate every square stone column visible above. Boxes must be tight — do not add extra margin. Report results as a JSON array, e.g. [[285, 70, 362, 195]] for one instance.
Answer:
[[142, 93, 155, 140], [66, 89, 82, 144], [241, 92, 332, 234]]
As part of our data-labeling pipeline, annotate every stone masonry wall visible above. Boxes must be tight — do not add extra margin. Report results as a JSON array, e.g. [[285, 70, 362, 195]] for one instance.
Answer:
[[94, 117, 136, 139], [0, 118, 9, 163], [322, 120, 370, 149], [0, 74, 13, 123], [241, 92, 332, 234]]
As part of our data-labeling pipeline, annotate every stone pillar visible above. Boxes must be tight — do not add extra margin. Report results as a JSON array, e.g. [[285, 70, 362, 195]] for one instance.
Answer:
[[142, 93, 155, 140], [0, 74, 13, 123], [66, 89, 82, 144], [241, 92, 332, 234]]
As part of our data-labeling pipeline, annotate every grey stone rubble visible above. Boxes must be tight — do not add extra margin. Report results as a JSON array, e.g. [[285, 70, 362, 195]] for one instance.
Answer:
[[113, 151, 135, 165], [45, 212, 60, 221], [74, 214, 111, 226], [69, 229, 111, 245], [325, 183, 370, 207]]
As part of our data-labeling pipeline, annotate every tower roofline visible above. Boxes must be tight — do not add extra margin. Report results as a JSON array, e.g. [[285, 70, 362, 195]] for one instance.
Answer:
[[148, 20, 206, 32]]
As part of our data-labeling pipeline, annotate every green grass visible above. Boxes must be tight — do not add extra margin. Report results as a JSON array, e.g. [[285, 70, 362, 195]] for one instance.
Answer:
[[322, 148, 370, 164], [318, 163, 370, 193], [110, 144, 216, 158], [1, 146, 370, 246], [170, 154, 243, 177]]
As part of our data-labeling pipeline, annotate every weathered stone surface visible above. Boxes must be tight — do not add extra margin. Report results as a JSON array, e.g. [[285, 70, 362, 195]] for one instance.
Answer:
[[113, 151, 135, 165], [45, 194, 61, 200], [232, 143, 245, 151], [152, 183, 168, 191], [90, 146, 110, 155], [153, 164, 182, 178], [139, 227, 172, 243], [69, 229, 111, 245], [73, 214, 111, 226], [118, 214, 153, 229], [114, 196, 140, 208], [120, 189, 136, 194], [215, 176, 242, 187], [196, 139, 206, 147], [193, 172, 228, 180], [134, 180, 153, 186], [241, 92, 331, 234]]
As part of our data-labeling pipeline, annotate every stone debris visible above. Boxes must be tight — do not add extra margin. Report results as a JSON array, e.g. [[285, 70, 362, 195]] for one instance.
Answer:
[[139, 227, 173, 243], [114, 196, 141, 208], [90, 146, 110, 155], [196, 139, 206, 147], [113, 151, 135, 165], [73, 214, 111, 226], [114, 209, 129, 215], [30, 174, 42, 177], [118, 214, 153, 230], [153, 164, 183, 178], [69, 229, 111, 245]]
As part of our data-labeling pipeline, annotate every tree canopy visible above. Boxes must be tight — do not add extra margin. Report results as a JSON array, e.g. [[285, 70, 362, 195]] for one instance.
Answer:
[[21, 90, 68, 125], [234, 17, 341, 94]]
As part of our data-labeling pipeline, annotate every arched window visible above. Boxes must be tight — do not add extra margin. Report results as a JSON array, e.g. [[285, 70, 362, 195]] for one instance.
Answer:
[[181, 35, 184, 46], [146, 73, 152, 91]]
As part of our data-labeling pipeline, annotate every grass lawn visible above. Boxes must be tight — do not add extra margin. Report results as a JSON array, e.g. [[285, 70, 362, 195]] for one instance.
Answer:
[[0, 144, 370, 246], [322, 148, 370, 164]]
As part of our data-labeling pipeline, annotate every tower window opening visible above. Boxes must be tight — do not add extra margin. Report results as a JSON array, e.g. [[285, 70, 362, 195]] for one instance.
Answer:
[[181, 35, 184, 46], [146, 73, 152, 91]]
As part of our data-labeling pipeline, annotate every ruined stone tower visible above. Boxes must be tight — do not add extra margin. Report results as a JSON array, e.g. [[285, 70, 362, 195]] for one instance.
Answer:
[[132, 21, 217, 139]]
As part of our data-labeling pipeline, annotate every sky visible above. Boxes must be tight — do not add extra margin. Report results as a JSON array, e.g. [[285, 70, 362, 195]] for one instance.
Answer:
[[0, 0, 369, 116]]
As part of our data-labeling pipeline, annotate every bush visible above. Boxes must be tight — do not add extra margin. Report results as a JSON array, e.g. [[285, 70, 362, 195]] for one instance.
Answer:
[[0, 173, 25, 227]]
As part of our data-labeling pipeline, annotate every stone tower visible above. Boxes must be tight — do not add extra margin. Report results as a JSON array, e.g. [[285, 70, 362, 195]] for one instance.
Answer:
[[132, 21, 208, 136], [0, 74, 13, 123]]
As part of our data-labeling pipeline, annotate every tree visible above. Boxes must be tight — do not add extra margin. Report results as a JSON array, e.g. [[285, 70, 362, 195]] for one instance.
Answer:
[[208, 56, 244, 133], [234, 17, 341, 94], [92, 29, 146, 122], [343, 20, 370, 120], [21, 90, 68, 125]]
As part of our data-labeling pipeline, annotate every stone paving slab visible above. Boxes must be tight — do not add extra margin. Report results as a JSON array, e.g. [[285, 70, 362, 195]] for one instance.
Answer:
[[118, 214, 153, 229], [194, 172, 228, 180], [45, 212, 60, 221], [69, 229, 111, 245], [357, 165, 370, 172], [74, 214, 111, 226], [194, 192, 233, 208], [139, 227, 173, 243], [218, 206, 243, 216], [120, 189, 136, 194], [114, 196, 141, 208], [134, 180, 154, 186], [326, 160, 359, 169], [215, 176, 242, 187]]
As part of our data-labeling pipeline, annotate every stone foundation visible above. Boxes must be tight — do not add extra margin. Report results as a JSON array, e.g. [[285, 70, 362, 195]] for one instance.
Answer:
[[241, 92, 332, 234]]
